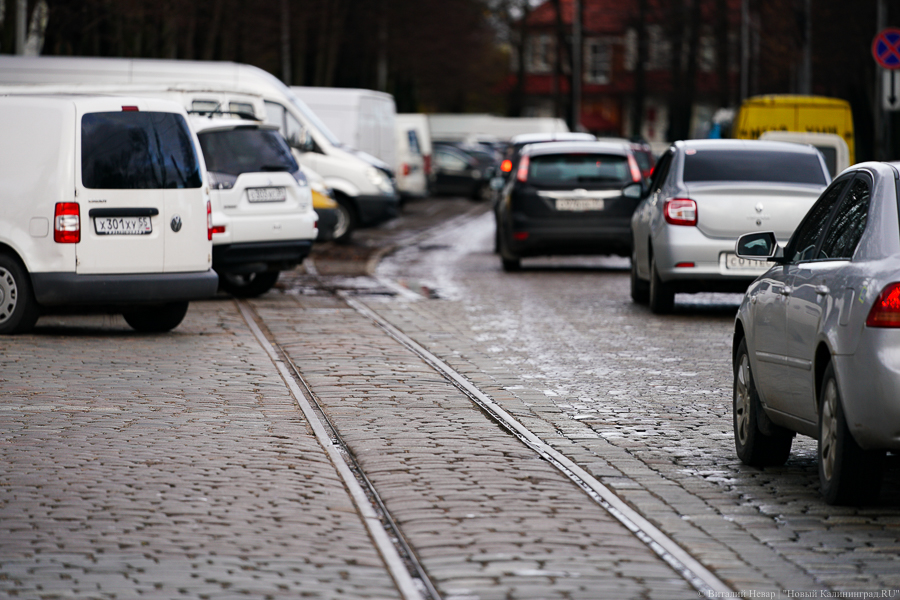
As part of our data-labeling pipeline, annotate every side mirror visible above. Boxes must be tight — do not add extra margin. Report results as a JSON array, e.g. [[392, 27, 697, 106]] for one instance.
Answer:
[[290, 129, 315, 153], [622, 182, 643, 199], [735, 231, 786, 263]]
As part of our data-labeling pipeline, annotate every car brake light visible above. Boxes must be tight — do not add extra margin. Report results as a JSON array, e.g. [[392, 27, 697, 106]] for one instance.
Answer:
[[423, 155, 432, 175], [403, 163, 411, 176], [516, 156, 530, 182], [207, 200, 213, 241], [500, 159, 513, 173], [54, 202, 80, 243], [664, 198, 697, 226], [627, 154, 642, 183], [121, 106, 139, 111], [866, 283, 900, 327]]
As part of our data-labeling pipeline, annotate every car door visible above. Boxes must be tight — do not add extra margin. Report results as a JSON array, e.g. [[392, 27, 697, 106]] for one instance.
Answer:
[[784, 174, 871, 421], [633, 148, 674, 279], [753, 176, 849, 414]]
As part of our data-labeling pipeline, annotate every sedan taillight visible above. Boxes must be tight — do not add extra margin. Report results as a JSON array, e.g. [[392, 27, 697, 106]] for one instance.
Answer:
[[866, 283, 900, 327], [664, 198, 697, 226], [627, 154, 642, 183], [54, 202, 80, 243], [516, 156, 530, 182]]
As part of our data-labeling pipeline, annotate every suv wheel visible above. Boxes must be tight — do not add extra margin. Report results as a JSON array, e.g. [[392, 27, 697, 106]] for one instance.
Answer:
[[123, 302, 189, 333], [0, 254, 39, 335], [219, 271, 280, 298]]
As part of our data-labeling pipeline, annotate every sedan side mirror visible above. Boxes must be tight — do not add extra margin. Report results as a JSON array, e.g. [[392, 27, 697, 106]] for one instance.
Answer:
[[735, 231, 786, 263], [622, 182, 643, 199]]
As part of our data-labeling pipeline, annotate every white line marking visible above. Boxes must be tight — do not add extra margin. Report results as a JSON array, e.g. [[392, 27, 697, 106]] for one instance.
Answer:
[[236, 301, 426, 600]]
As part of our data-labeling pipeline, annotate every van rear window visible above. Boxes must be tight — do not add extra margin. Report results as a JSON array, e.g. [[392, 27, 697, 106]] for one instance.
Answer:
[[82, 112, 202, 189], [198, 127, 298, 176], [682, 149, 827, 185]]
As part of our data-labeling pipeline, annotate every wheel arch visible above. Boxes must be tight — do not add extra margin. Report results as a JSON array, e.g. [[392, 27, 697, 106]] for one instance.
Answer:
[[732, 319, 746, 366], [0, 242, 30, 275], [814, 342, 834, 409]]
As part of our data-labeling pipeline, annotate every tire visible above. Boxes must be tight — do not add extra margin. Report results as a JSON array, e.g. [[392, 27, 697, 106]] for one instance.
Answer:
[[648, 255, 675, 314], [733, 339, 793, 467], [818, 362, 885, 505], [219, 271, 280, 298], [630, 248, 649, 304], [498, 224, 521, 271], [332, 194, 358, 244], [501, 257, 521, 272], [123, 301, 189, 333], [0, 254, 40, 335]]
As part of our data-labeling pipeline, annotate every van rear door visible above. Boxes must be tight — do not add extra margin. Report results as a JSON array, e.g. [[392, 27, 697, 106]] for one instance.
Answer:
[[76, 100, 205, 275]]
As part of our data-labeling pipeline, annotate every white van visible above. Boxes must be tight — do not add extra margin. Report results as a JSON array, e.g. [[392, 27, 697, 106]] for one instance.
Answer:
[[0, 94, 217, 334], [395, 114, 433, 197], [0, 56, 401, 242], [759, 130, 851, 177]]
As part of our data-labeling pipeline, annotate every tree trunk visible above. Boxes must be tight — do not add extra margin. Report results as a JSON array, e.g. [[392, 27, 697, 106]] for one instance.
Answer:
[[508, 1, 530, 117], [202, 0, 224, 61], [631, 0, 648, 138]]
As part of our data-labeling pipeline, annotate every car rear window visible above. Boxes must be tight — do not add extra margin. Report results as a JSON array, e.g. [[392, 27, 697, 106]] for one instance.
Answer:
[[82, 112, 202, 189], [198, 127, 298, 176], [682, 149, 827, 185], [528, 153, 630, 184]]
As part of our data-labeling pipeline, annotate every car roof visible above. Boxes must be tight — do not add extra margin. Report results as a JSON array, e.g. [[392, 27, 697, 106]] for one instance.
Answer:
[[521, 140, 632, 157], [675, 138, 823, 155], [510, 132, 596, 145], [189, 115, 275, 133]]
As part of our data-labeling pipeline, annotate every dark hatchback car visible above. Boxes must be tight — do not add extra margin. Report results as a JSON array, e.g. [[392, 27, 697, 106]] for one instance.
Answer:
[[495, 141, 644, 271], [432, 142, 498, 200]]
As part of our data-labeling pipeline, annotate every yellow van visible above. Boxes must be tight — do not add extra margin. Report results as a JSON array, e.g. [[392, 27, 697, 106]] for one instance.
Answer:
[[734, 95, 854, 164]]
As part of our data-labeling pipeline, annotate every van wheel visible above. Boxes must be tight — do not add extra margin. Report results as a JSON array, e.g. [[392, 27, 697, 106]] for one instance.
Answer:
[[219, 271, 280, 298], [733, 338, 793, 466], [818, 362, 885, 505], [0, 254, 40, 335], [333, 195, 358, 244], [123, 302, 189, 333]]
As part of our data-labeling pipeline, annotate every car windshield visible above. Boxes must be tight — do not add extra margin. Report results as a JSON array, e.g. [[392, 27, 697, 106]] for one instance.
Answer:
[[81, 112, 202, 189], [528, 153, 630, 185], [682, 149, 827, 185], [198, 127, 298, 176]]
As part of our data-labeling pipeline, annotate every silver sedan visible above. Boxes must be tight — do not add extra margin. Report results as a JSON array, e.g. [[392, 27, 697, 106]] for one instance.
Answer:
[[732, 161, 900, 505], [631, 139, 831, 313]]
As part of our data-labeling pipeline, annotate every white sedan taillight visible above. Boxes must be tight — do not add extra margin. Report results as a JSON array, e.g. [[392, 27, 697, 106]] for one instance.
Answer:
[[54, 202, 80, 243], [664, 198, 698, 226]]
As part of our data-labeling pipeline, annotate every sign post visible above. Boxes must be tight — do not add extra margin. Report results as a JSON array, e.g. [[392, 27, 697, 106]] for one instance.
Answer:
[[874, 28, 900, 111]]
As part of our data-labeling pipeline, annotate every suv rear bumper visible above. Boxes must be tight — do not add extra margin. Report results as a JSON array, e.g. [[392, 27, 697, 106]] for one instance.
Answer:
[[213, 240, 313, 273], [32, 270, 219, 306]]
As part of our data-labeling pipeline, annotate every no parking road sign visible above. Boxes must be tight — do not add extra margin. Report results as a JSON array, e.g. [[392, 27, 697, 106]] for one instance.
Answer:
[[873, 28, 900, 69]]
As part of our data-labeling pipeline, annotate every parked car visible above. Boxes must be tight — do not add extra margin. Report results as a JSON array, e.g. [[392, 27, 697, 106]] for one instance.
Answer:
[[193, 116, 317, 297], [731, 161, 900, 505], [596, 137, 656, 180], [300, 164, 340, 241], [395, 114, 432, 198], [630, 139, 831, 313], [495, 140, 644, 271], [0, 94, 218, 334], [432, 142, 497, 200]]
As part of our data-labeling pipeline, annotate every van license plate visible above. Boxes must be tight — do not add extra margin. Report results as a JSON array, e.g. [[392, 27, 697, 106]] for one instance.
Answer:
[[556, 198, 604, 211], [723, 253, 768, 270], [93, 216, 152, 235], [248, 187, 286, 202]]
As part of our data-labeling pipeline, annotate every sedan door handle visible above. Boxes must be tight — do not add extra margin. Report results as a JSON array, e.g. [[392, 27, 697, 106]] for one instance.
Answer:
[[815, 285, 831, 296]]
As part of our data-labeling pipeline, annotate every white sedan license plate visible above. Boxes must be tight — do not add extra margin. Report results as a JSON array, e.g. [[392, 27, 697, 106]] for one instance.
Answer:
[[247, 187, 286, 202], [724, 253, 768, 270], [556, 198, 605, 211], [93, 216, 152, 235]]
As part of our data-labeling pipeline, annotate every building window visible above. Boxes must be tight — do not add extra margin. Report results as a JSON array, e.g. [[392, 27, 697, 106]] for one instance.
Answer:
[[527, 34, 555, 73], [585, 39, 611, 84], [647, 25, 670, 71]]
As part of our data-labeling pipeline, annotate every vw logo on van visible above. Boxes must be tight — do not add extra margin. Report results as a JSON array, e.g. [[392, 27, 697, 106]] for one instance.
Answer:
[[170, 215, 183, 232]]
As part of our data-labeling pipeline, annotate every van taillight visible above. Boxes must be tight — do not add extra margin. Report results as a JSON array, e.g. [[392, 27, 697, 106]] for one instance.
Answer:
[[207, 200, 213, 241], [516, 156, 530, 182], [403, 163, 411, 176], [54, 202, 80, 243], [121, 106, 139, 111], [423, 155, 432, 175], [866, 283, 900, 327], [664, 198, 697, 226]]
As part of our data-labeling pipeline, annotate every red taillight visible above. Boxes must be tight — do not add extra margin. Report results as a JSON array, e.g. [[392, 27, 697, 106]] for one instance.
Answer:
[[627, 154, 642, 183], [866, 283, 900, 327], [402, 163, 411, 176], [500, 159, 513, 173], [54, 202, 80, 243], [516, 156, 530, 182], [121, 106, 139, 111], [675, 262, 695, 268], [423, 155, 432, 175], [211, 226, 226, 235], [207, 200, 213, 241], [664, 198, 697, 226], [513, 231, 529, 241]]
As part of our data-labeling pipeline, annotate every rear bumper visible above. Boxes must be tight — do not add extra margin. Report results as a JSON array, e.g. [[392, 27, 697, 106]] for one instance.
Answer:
[[213, 240, 313, 273], [32, 270, 219, 306], [356, 194, 400, 227], [509, 215, 633, 258]]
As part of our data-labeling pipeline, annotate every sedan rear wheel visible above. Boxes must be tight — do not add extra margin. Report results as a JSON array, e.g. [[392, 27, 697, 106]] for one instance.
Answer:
[[630, 248, 649, 304], [818, 362, 885, 505], [219, 271, 280, 298], [648, 256, 674, 314], [733, 339, 793, 467]]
